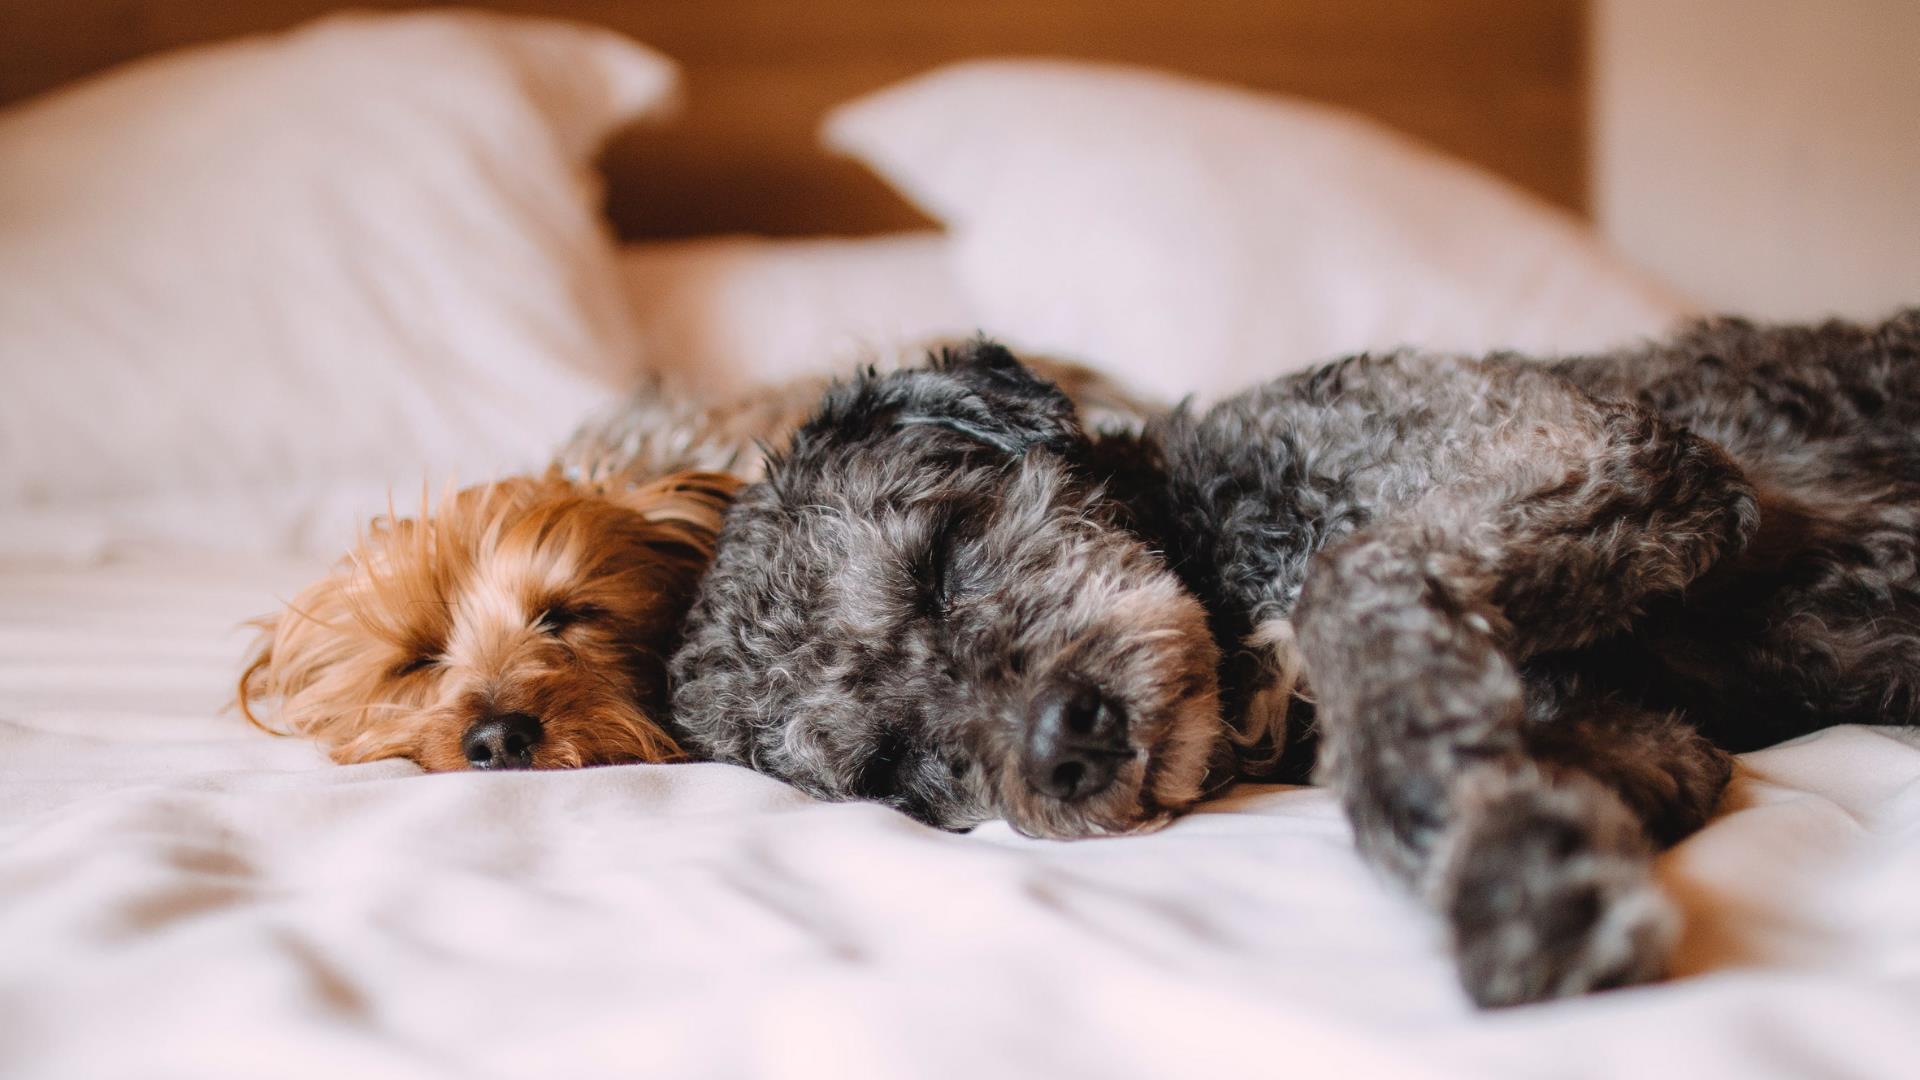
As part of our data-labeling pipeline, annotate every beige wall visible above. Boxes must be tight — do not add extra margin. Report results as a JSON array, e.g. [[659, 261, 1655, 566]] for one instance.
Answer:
[[1594, 0, 1920, 321]]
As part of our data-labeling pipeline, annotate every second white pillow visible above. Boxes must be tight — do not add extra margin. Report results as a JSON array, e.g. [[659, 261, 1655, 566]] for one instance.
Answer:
[[827, 60, 1691, 402], [620, 232, 976, 394]]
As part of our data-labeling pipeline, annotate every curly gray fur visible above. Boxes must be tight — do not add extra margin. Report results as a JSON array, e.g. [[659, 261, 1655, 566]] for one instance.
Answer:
[[669, 312, 1920, 1007], [669, 347, 1217, 838]]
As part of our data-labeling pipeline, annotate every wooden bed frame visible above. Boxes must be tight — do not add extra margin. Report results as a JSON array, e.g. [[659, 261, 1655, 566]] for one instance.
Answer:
[[0, 1, 1589, 238]]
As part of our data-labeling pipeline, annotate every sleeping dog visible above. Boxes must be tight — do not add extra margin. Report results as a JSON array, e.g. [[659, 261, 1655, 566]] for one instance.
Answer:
[[669, 314, 1920, 1006]]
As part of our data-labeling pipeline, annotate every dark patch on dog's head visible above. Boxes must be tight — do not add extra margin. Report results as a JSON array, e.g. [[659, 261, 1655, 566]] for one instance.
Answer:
[[776, 339, 1083, 478], [670, 342, 1221, 838]]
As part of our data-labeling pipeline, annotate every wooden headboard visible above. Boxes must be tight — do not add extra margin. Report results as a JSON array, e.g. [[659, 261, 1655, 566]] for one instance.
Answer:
[[0, 1, 1590, 238]]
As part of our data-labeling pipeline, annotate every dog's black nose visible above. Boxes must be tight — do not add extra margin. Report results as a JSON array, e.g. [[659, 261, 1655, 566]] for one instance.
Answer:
[[462, 712, 542, 770], [1022, 681, 1129, 802]]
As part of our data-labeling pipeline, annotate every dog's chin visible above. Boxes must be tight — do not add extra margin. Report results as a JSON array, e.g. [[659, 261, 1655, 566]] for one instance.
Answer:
[[1004, 806, 1151, 840], [1000, 789, 1185, 840]]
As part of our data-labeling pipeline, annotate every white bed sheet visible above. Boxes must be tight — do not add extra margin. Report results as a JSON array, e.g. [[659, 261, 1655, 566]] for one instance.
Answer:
[[3, 544, 1917, 1078]]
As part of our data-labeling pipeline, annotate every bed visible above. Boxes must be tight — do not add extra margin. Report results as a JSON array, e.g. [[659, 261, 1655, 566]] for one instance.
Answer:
[[3, 5, 1917, 1077]]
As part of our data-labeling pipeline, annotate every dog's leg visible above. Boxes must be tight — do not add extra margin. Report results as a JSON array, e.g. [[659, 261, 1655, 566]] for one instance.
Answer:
[[1436, 685, 1736, 1005], [1289, 399, 1754, 1006]]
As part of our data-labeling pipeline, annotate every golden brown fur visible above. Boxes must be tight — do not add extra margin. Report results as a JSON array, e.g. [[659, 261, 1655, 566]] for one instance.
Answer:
[[238, 470, 736, 770]]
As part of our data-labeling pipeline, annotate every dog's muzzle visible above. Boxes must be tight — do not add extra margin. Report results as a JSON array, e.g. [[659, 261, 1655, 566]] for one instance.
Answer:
[[1020, 679, 1131, 802]]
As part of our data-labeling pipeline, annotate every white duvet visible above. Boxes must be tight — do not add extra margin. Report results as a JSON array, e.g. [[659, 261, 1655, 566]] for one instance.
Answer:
[[4, 550, 1919, 1077]]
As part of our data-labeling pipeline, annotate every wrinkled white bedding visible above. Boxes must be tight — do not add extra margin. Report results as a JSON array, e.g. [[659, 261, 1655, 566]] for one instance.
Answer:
[[4, 548, 1917, 1077]]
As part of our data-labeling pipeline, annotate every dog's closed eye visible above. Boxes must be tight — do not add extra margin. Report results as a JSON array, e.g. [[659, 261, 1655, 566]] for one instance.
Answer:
[[915, 519, 978, 619], [536, 603, 601, 634], [391, 654, 441, 678], [929, 538, 955, 617], [851, 729, 915, 798]]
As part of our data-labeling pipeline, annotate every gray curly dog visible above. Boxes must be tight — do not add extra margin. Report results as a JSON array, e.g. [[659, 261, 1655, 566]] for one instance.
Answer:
[[669, 311, 1920, 1006]]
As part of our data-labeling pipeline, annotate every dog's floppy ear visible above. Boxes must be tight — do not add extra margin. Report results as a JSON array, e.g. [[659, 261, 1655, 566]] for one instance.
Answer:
[[908, 337, 1082, 454], [784, 338, 1083, 468]]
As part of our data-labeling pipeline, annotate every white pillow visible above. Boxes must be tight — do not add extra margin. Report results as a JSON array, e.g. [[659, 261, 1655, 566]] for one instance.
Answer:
[[619, 232, 976, 394], [0, 11, 675, 504], [826, 60, 1693, 402]]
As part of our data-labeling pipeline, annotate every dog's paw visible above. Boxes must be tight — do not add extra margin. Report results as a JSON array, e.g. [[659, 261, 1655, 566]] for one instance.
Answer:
[[1438, 783, 1678, 1007]]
